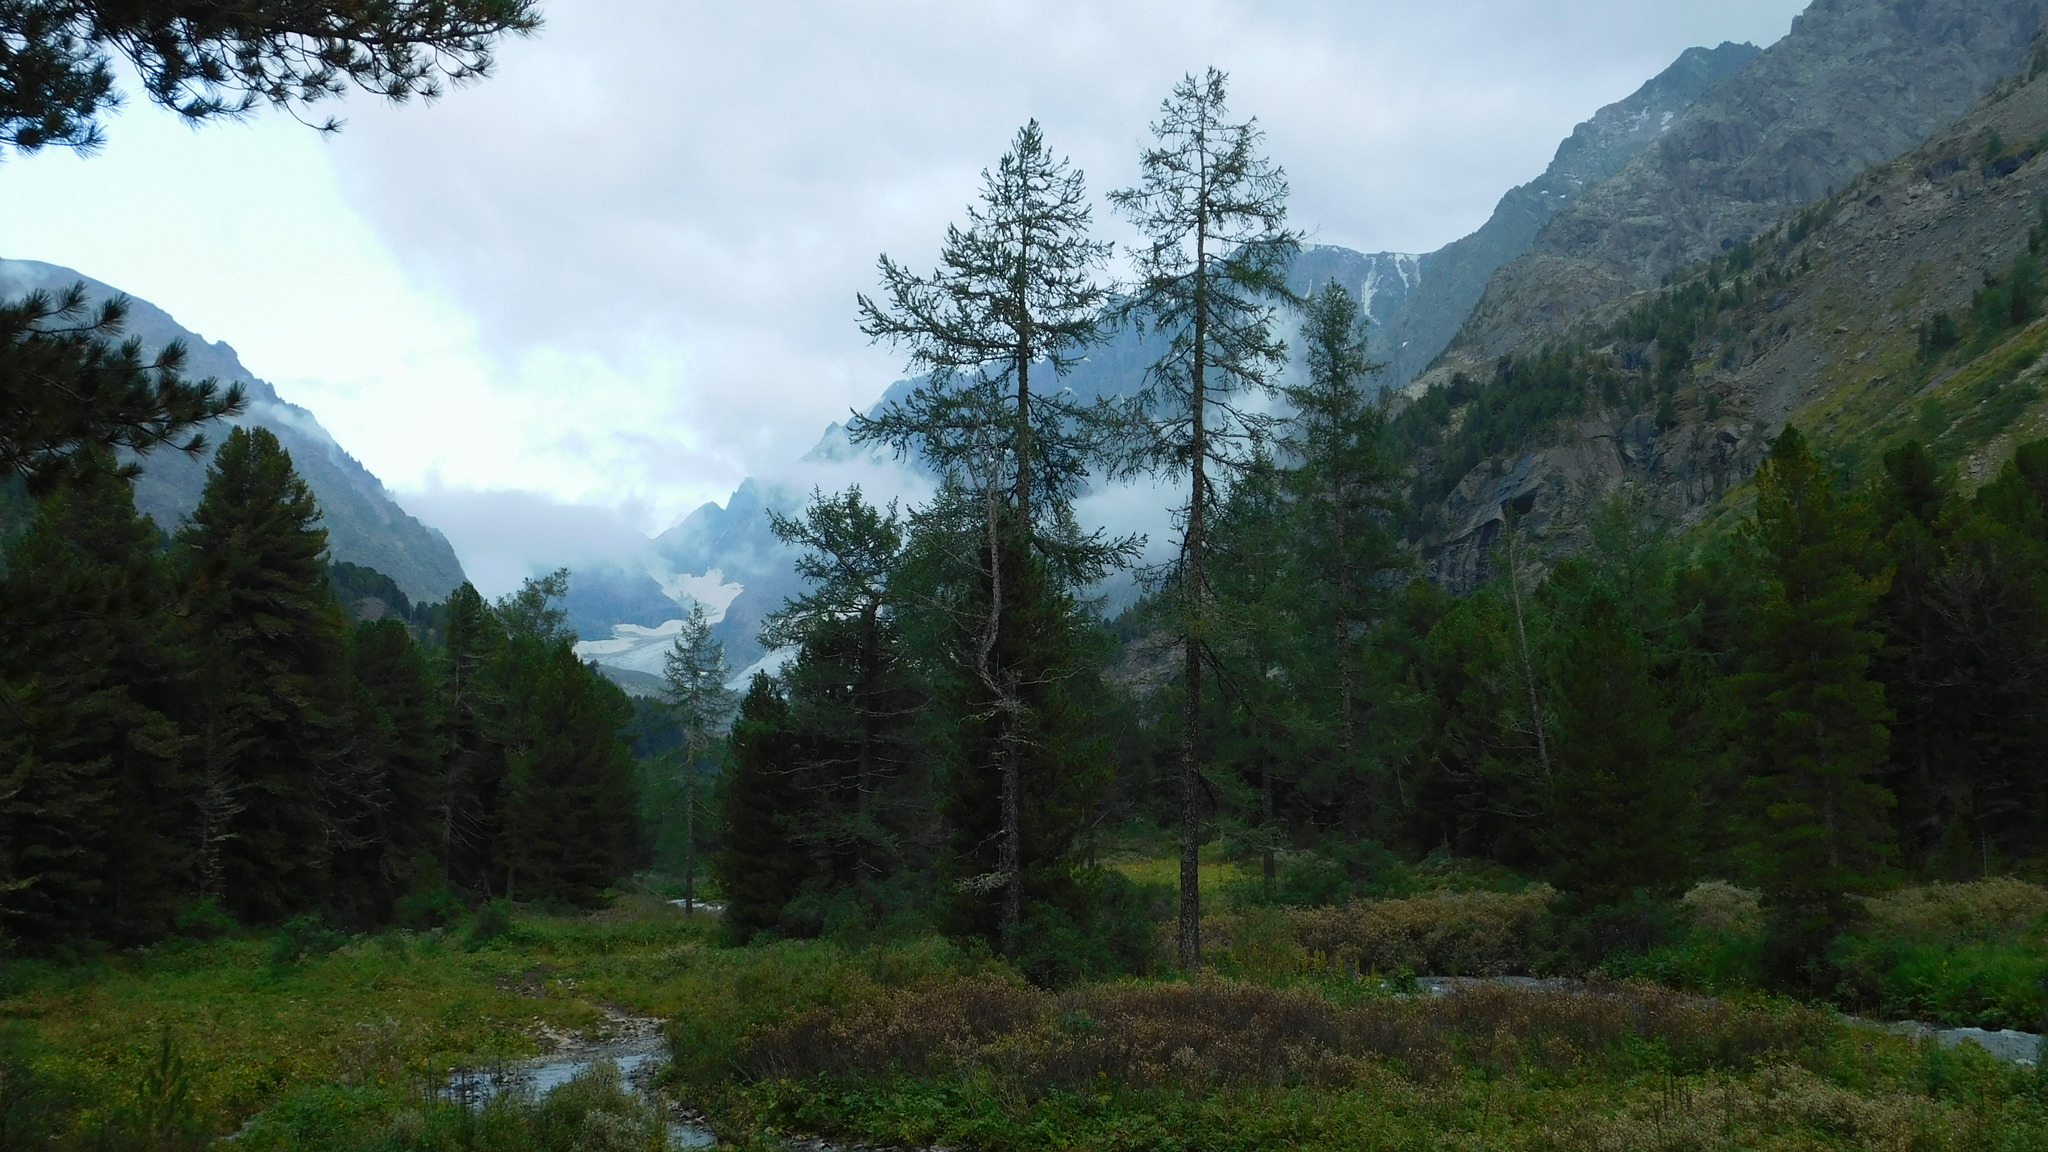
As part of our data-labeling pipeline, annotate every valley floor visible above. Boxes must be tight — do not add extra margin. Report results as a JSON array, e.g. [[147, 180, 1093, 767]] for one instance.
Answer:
[[8, 878, 2048, 1151]]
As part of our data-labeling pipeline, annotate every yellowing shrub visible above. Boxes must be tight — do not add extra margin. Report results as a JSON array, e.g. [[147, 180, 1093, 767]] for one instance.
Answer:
[[1678, 881, 1763, 935], [1289, 887, 1556, 976], [1861, 877, 2048, 943]]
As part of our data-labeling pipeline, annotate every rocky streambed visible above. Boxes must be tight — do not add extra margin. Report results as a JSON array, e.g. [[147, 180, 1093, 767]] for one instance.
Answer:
[[444, 1009, 714, 1149]]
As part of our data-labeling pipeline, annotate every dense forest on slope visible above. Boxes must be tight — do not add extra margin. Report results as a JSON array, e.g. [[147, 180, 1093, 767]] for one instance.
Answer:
[[0, 429, 646, 952]]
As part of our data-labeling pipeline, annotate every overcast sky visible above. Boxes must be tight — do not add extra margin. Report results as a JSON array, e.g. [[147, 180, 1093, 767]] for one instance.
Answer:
[[0, 0, 1809, 588]]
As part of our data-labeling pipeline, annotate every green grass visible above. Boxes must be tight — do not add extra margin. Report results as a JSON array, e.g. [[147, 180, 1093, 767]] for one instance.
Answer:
[[1107, 854, 1251, 892], [14, 878, 2048, 1150], [0, 897, 719, 1146]]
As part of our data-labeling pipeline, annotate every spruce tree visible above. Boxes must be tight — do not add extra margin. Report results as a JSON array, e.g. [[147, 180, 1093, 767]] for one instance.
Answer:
[[1544, 587, 1690, 904], [714, 675, 814, 943], [852, 121, 1119, 954], [1279, 281, 1405, 841], [1737, 427, 1894, 988], [492, 571, 638, 903], [336, 617, 444, 921], [1110, 67, 1297, 966], [177, 426, 350, 924], [1879, 440, 2048, 871], [763, 488, 918, 896], [1206, 456, 1313, 893], [0, 452, 188, 949], [499, 644, 640, 906], [436, 581, 509, 894], [661, 603, 735, 911]]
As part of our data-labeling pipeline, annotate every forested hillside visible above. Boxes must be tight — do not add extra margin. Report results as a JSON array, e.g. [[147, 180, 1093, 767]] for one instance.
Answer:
[[0, 430, 644, 950]]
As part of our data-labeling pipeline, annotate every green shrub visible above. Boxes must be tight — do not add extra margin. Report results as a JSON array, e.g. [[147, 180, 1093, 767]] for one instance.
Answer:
[[1543, 889, 1681, 970], [174, 898, 238, 941], [1827, 879, 2048, 1029], [393, 888, 467, 933], [268, 916, 349, 969], [463, 901, 517, 952]]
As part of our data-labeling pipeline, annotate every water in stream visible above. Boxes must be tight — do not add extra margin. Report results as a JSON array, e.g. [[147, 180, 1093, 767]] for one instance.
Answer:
[[444, 1025, 714, 1148]]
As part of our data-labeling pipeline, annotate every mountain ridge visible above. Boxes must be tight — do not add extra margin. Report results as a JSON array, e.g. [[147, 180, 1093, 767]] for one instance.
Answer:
[[0, 258, 469, 604], [1405, 1, 2048, 590]]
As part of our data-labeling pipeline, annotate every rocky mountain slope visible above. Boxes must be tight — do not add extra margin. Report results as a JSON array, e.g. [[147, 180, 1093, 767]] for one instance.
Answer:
[[1408, 9, 2048, 590], [1431, 0, 2048, 384], [0, 258, 468, 603], [1373, 40, 1761, 389]]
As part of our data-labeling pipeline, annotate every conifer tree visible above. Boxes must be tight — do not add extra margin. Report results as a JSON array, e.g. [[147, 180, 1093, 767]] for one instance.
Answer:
[[852, 121, 1119, 954], [1878, 441, 2048, 870], [178, 426, 350, 923], [0, 0, 541, 155], [499, 643, 640, 906], [661, 603, 735, 912], [1110, 67, 1298, 966], [1737, 427, 1894, 988], [1206, 456, 1312, 892], [436, 581, 508, 893], [336, 618, 444, 920], [0, 452, 188, 949], [1279, 281, 1404, 840], [1, 287, 243, 492], [763, 488, 918, 892], [714, 675, 814, 943], [1544, 588, 1690, 903]]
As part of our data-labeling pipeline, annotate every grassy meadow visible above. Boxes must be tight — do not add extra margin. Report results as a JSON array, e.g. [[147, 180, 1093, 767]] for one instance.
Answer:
[[8, 865, 2048, 1150]]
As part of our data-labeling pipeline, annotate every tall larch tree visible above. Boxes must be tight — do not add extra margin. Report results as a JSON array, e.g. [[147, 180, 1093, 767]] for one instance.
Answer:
[[1110, 67, 1297, 967], [852, 120, 1118, 955]]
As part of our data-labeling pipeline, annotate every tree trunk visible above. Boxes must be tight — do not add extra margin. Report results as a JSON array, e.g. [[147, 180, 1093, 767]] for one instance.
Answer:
[[1179, 217, 1209, 971], [683, 768, 696, 914], [998, 298, 1035, 958], [1000, 682, 1023, 956], [857, 607, 877, 883], [1261, 750, 1275, 900]]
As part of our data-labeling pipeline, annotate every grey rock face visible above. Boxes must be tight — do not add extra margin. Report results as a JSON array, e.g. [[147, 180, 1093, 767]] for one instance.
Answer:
[[1376, 41, 1762, 390], [1419, 31, 2048, 592], [1, 258, 468, 604], [1437, 0, 2048, 377]]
